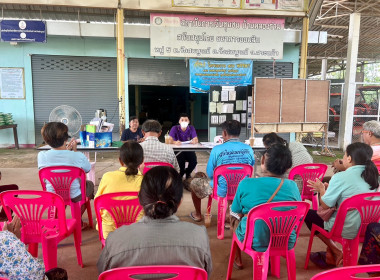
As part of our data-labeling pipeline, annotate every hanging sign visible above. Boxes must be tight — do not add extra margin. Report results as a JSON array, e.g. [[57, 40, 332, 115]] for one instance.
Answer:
[[0, 20, 46, 43], [242, 0, 305, 11], [190, 59, 253, 93], [150, 14, 284, 59]]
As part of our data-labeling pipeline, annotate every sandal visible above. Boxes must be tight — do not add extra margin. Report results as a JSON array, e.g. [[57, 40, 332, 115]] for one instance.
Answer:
[[310, 252, 335, 269], [189, 212, 202, 222]]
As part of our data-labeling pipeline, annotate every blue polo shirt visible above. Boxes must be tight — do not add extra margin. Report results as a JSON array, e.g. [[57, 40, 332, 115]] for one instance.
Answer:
[[206, 139, 255, 197]]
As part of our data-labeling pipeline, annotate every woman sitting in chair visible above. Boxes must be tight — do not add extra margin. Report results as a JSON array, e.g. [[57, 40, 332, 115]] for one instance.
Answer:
[[305, 142, 379, 268], [38, 122, 94, 229], [95, 141, 144, 239], [97, 166, 212, 277], [230, 144, 301, 269]]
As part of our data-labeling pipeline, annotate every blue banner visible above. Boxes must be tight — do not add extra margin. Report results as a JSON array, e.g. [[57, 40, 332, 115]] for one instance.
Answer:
[[0, 20, 46, 43], [190, 59, 253, 93]]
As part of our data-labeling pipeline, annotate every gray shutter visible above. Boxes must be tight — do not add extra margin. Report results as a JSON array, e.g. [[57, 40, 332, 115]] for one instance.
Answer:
[[32, 55, 118, 145], [253, 61, 293, 78], [128, 58, 189, 86]]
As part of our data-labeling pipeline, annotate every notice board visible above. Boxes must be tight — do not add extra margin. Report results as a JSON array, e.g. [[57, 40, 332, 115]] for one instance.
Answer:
[[252, 78, 330, 134], [209, 85, 250, 128]]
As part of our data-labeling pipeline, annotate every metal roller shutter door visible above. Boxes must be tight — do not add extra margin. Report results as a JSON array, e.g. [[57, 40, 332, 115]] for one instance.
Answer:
[[32, 55, 118, 145], [128, 58, 189, 86]]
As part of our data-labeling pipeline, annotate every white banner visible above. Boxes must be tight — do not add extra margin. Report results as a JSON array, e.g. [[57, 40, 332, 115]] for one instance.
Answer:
[[150, 14, 284, 59], [243, 0, 305, 11], [172, 0, 240, 9]]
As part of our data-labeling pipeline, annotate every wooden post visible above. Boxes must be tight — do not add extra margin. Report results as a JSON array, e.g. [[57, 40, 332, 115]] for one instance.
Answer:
[[116, 6, 125, 136], [299, 17, 309, 79]]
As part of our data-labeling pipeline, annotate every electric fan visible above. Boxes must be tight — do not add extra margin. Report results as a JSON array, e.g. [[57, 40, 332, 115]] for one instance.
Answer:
[[49, 105, 82, 136]]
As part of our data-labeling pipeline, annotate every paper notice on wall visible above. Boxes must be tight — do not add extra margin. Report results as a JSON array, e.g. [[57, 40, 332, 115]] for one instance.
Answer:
[[222, 104, 229, 113], [229, 90, 236, 101], [236, 100, 243, 110], [232, 114, 240, 122], [248, 107, 252, 114], [211, 115, 219, 124], [242, 100, 247, 111], [212, 91, 220, 102], [219, 115, 226, 123], [241, 113, 247, 124], [221, 90, 229, 101], [209, 102, 216, 113], [222, 86, 235, 91], [217, 103, 224, 114], [227, 104, 234, 113]]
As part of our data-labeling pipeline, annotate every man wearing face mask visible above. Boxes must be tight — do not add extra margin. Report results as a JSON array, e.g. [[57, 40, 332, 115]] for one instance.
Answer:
[[169, 113, 198, 179]]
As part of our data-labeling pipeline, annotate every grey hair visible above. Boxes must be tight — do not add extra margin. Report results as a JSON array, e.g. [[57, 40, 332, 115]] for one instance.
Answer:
[[363, 120, 380, 138], [142, 120, 162, 133]]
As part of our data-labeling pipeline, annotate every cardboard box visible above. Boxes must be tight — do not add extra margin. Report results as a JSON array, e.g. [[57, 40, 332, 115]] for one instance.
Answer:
[[95, 132, 112, 148]]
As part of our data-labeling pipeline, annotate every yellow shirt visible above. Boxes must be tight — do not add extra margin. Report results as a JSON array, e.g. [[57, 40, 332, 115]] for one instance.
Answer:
[[95, 167, 144, 239]]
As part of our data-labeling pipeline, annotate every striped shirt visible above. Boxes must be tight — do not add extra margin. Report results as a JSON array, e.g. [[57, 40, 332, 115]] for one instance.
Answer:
[[140, 136, 180, 172]]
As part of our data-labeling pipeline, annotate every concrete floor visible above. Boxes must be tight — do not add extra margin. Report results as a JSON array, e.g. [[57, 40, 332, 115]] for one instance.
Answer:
[[0, 151, 332, 280]]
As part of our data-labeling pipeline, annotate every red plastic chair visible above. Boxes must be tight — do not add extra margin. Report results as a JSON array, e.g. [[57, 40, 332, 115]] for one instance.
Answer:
[[0, 190, 83, 270], [0, 184, 18, 230], [226, 201, 310, 280], [94, 191, 143, 248], [310, 264, 380, 280], [39, 166, 94, 244], [143, 162, 174, 175], [373, 160, 380, 173], [305, 192, 380, 268], [98, 265, 208, 280], [206, 163, 253, 240], [288, 163, 328, 210]]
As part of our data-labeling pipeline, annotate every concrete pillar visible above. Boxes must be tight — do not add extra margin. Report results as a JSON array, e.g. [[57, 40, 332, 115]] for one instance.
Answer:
[[340, 13, 361, 149], [321, 58, 327, 80]]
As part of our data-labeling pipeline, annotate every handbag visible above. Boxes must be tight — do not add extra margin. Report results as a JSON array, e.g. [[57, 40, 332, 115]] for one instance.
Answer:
[[317, 205, 336, 221]]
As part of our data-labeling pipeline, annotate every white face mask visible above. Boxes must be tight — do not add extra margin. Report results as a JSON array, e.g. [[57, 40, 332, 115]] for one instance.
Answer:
[[180, 122, 189, 129]]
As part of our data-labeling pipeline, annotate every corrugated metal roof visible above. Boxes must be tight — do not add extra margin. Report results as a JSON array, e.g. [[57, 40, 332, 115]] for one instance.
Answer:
[[0, 4, 150, 23], [307, 0, 380, 76]]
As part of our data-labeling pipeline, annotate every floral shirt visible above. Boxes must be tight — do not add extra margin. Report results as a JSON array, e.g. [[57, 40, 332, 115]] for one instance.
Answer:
[[0, 231, 46, 280]]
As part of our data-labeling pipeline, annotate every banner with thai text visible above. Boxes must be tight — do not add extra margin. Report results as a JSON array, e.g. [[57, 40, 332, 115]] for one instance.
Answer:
[[189, 59, 253, 93], [150, 14, 284, 59]]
